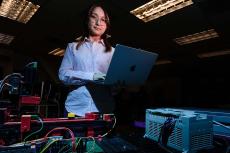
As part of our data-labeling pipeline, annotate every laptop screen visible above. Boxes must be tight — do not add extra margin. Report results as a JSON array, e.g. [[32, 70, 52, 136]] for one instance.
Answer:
[[104, 44, 158, 85]]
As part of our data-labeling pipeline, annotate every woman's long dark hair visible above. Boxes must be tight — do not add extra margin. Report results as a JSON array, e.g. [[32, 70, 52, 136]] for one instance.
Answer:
[[76, 4, 112, 52]]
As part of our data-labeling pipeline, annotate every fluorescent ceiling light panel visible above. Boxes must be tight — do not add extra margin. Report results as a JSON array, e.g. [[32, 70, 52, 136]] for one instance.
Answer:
[[156, 59, 172, 65], [0, 0, 40, 23], [198, 49, 230, 58], [130, 0, 193, 22], [48, 48, 65, 56], [0, 33, 14, 44], [174, 29, 219, 45]]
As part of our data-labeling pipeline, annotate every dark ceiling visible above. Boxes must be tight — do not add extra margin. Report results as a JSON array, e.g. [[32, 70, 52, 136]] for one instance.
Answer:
[[0, 0, 230, 72]]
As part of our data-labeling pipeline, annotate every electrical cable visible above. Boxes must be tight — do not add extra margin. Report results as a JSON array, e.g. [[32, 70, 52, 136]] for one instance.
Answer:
[[25, 62, 37, 68], [57, 143, 70, 153], [46, 83, 51, 101], [21, 115, 116, 152], [0, 73, 23, 94], [24, 116, 44, 144], [157, 117, 176, 153], [57, 138, 79, 153], [213, 120, 230, 131], [44, 127, 76, 152], [158, 117, 176, 145], [74, 138, 82, 153], [96, 115, 116, 138], [0, 73, 23, 86], [0, 83, 13, 94], [62, 138, 82, 153], [39, 139, 59, 153], [59, 115, 116, 152], [85, 136, 95, 153]]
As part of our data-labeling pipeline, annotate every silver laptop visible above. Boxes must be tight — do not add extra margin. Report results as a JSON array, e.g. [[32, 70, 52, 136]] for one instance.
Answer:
[[94, 44, 158, 85]]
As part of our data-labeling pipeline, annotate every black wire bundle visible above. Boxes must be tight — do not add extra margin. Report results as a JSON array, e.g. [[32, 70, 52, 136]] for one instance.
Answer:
[[158, 117, 176, 146]]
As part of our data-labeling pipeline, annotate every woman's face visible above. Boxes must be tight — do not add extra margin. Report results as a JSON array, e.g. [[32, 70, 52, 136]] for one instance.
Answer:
[[88, 7, 107, 37]]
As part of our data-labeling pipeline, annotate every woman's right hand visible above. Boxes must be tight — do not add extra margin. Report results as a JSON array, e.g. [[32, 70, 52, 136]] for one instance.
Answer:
[[93, 72, 106, 81]]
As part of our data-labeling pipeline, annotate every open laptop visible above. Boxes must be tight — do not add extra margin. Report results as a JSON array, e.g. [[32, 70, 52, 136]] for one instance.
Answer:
[[94, 44, 158, 85]]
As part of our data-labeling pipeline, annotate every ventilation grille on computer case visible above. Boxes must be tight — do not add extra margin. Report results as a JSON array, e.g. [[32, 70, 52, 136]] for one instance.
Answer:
[[147, 121, 162, 140], [191, 133, 213, 150], [145, 109, 213, 153], [168, 126, 183, 149], [146, 120, 183, 150]]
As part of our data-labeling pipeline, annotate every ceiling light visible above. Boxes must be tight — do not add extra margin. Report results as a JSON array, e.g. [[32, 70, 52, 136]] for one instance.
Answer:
[[174, 29, 219, 45], [130, 0, 193, 22], [0, 33, 14, 45], [48, 48, 65, 56], [197, 49, 230, 58], [156, 59, 172, 65], [0, 0, 40, 24]]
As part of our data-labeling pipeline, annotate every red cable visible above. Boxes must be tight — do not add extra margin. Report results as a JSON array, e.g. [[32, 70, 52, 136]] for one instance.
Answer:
[[44, 127, 76, 152]]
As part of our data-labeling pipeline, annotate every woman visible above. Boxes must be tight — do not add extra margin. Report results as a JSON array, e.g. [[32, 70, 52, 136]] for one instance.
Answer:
[[59, 4, 115, 117]]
